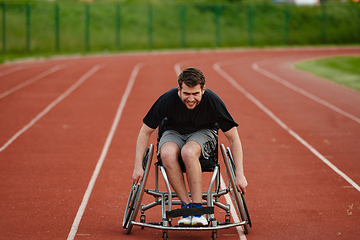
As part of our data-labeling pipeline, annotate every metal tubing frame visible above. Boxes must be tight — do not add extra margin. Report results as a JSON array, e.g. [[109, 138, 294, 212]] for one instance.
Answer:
[[207, 165, 219, 226], [140, 161, 231, 216], [132, 221, 246, 231], [140, 162, 231, 221], [130, 143, 249, 234], [160, 165, 171, 226]]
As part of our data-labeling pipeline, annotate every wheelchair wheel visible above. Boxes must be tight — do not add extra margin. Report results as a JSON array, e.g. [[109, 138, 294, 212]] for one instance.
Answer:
[[123, 144, 154, 234], [122, 181, 140, 229], [220, 144, 251, 234]]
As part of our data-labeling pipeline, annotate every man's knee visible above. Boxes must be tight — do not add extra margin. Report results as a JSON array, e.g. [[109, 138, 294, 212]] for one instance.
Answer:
[[181, 141, 201, 164], [160, 142, 180, 168]]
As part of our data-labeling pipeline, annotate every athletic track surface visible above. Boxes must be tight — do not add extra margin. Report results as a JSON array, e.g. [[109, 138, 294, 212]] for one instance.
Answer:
[[0, 47, 359, 240]]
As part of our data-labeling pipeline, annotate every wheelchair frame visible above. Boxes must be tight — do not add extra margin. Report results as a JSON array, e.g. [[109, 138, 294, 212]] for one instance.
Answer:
[[123, 143, 251, 239]]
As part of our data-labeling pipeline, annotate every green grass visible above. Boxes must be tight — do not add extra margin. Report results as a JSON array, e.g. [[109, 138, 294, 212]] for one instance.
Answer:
[[295, 56, 360, 92], [0, 1, 359, 64]]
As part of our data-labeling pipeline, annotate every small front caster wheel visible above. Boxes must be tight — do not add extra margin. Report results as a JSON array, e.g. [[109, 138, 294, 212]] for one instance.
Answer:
[[162, 231, 168, 240], [211, 230, 217, 240]]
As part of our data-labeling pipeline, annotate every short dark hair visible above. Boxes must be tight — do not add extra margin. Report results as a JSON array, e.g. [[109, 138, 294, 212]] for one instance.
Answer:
[[178, 67, 205, 89]]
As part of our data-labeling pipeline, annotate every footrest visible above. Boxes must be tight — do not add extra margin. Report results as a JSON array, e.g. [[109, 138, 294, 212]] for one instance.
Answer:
[[166, 207, 214, 218]]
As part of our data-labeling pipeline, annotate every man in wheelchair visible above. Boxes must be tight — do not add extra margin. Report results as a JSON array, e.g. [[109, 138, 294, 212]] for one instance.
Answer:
[[132, 67, 247, 227]]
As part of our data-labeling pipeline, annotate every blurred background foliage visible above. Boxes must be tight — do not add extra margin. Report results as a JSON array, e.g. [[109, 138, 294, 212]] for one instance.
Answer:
[[0, 0, 359, 63]]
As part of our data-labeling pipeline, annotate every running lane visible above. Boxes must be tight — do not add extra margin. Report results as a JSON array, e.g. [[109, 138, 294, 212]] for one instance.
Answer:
[[0, 48, 359, 240], [211, 48, 360, 239]]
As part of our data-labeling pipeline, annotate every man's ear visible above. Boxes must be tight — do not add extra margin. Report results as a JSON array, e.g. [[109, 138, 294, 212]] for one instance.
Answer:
[[202, 85, 206, 94]]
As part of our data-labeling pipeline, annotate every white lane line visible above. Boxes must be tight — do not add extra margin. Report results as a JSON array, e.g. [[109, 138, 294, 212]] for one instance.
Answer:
[[0, 65, 24, 78], [174, 63, 182, 75], [252, 62, 360, 124], [66, 63, 143, 240], [0, 65, 101, 153], [0, 65, 65, 99], [214, 62, 360, 192], [174, 63, 247, 240]]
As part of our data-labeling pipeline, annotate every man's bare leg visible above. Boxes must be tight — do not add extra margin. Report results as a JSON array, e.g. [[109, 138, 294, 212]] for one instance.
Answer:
[[181, 141, 203, 204], [160, 141, 191, 204]]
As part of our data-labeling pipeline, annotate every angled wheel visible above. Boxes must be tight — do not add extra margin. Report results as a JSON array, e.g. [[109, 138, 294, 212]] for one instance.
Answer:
[[123, 144, 154, 234], [122, 181, 140, 229], [220, 144, 251, 234]]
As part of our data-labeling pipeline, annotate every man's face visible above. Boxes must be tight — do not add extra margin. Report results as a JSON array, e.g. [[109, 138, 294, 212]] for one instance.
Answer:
[[178, 83, 205, 110]]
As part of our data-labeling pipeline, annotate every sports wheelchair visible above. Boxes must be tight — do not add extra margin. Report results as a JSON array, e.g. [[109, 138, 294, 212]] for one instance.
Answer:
[[123, 125, 251, 239]]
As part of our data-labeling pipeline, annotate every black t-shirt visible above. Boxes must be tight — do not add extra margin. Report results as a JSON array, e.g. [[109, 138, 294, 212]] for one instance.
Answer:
[[143, 88, 238, 134]]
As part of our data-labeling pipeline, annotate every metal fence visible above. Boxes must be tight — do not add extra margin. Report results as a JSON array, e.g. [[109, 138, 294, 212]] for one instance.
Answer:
[[1, 2, 359, 54]]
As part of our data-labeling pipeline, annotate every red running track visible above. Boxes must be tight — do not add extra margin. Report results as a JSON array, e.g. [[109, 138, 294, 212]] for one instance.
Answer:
[[0, 47, 359, 240]]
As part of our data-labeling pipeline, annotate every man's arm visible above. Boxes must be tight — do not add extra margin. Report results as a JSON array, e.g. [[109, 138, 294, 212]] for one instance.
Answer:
[[223, 127, 248, 194], [132, 123, 155, 185]]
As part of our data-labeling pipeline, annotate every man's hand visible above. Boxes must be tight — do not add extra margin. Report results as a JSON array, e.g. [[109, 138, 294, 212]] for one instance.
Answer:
[[132, 166, 144, 185], [224, 127, 248, 195], [132, 124, 155, 185], [235, 173, 248, 194]]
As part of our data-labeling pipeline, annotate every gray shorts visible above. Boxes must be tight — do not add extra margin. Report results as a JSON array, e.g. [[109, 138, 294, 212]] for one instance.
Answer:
[[158, 129, 218, 160]]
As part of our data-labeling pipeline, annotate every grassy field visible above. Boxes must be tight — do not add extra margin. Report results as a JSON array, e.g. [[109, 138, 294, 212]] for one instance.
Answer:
[[0, 1, 359, 63], [295, 56, 360, 92]]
